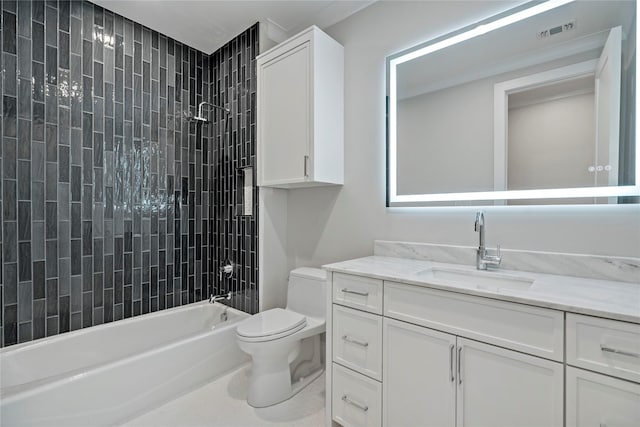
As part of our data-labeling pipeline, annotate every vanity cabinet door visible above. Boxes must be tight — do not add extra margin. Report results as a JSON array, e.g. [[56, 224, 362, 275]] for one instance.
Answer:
[[456, 338, 563, 427], [383, 318, 456, 427], [566, 366, 640, 427]]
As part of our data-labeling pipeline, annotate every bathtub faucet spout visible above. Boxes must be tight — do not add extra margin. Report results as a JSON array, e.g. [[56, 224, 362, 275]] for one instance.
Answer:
[[209, 292, 232, 304]]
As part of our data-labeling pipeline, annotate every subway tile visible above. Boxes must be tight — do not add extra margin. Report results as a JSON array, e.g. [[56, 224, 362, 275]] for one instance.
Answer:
[[71, 275, 81, 312], [45, 6, 57, 47], [17, 0, 31, 38], [44, 316, 58, 339], [32, 298, 45, 339], [45, 123, 57, 161], [45, 84, 57, 123], [3, 305, 18, 346], [33, 102, 45, 141], [58, 257, 71, 295], [59, 0, 70, 32], [33, 261, 45, 299], [3, 179, 16, 220], [45, 162, 57, 200], [4, 53, 17, 96], [31, 221, 45, 260], [3, 96, 17, 137], [32, 1, 44, 22], [31, 142, 45, 182], [3, 11, 17, 54], [59, 145, 70, 182], [58, 70, 71, 108], [4, 263, 18, 304], [45, 46, 57, 85], [45, 239, 57, 278], [70, 312, 81, 331], [82, 291, 92, 326], [70, 17, 82, 55], [46, 278, 58, 316], [71, 202, 81, 238], [59, 295, 70, 333], [18, 201, 31, 240], [18, 37, 31, 79], [59, 31, 70, 70], [32, 62, 44, 104], [19, 242, 32, 281]]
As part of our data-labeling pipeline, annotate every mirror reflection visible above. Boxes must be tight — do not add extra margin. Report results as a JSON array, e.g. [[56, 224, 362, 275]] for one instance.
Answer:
[[389, 0, 638, 206]]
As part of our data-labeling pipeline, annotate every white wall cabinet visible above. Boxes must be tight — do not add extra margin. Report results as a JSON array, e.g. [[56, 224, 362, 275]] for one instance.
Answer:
[[257, 26, 343, 188]]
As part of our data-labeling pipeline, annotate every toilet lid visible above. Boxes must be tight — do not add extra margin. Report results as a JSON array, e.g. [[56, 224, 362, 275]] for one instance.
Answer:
[[237, 308, 306, 339]]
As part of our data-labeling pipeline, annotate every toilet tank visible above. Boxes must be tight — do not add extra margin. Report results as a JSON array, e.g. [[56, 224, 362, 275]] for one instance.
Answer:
[[286, 268, 327, 319]]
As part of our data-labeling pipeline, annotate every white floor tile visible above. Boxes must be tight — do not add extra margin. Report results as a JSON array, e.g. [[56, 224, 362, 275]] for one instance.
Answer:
[[120, 364, 326, 427]]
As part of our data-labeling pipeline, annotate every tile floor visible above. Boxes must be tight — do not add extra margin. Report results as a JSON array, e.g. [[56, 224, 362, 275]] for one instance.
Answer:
[[120, 364, 326, 427]]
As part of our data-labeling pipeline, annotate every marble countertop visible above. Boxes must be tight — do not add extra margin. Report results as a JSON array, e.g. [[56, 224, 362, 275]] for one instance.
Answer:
[[323, 256, 640, 324]]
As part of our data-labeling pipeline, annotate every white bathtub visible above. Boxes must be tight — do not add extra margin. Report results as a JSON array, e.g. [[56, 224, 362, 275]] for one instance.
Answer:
[[0, 301, 250, 426]]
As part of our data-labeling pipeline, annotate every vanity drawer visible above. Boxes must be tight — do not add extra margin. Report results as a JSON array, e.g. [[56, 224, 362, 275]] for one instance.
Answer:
[[333, 273, 383, 314], [333, 305, 383, 381], [384, 281, 564, 361], [332, 363, 382, 427], [567, 313, 640, 383]]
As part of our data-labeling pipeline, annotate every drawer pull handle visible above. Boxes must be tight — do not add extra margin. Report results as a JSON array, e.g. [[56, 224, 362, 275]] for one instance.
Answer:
[[342, 394, 369, 412], [342, 335, 369, 347], [600, 345, 640, 358], [449, 344, 455, 382], [458, 346, 463, 385], [342, 288, 369, 297]]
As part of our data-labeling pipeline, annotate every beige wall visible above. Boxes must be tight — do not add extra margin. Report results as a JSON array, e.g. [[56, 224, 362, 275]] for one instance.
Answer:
[[278, 1, 639, 280]]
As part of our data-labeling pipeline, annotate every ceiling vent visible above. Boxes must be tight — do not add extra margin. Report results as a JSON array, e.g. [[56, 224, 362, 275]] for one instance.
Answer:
[[538, 20, 576, 39]]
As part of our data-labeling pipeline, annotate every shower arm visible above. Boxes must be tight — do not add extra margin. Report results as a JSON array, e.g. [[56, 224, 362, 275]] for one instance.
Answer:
[[197, 101, 230, 120]]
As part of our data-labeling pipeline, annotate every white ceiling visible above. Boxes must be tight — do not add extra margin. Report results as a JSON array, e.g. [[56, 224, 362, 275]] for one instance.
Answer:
[[91, 0, 374, 54]]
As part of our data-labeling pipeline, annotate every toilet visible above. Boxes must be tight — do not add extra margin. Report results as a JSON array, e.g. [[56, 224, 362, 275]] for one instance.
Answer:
[[236, 267, 326, 408]]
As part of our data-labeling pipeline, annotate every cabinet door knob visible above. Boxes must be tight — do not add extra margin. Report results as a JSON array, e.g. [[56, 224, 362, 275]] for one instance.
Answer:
[[304, 155, 309, 177]]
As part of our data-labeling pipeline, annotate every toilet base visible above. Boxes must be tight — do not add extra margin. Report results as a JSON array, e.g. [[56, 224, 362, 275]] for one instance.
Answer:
[[247, 366, 324, 408], [243, 335, 324, 408]]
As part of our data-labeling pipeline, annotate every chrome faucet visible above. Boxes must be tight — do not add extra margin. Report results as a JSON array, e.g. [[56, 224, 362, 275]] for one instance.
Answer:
[[209, 292, 231, 304], [474, 211, 501, 270]]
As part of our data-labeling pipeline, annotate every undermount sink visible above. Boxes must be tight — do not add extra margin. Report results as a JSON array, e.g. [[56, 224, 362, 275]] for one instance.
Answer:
[[416, 267, 534, 292]]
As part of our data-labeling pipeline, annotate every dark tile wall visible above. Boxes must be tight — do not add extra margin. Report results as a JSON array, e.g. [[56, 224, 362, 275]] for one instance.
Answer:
[[209, 24, 259, 315], [0, 0, 259, 347]]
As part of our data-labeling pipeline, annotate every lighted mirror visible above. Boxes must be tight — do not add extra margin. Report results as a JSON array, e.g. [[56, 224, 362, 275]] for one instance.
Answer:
[[387, 0, 639, 206]]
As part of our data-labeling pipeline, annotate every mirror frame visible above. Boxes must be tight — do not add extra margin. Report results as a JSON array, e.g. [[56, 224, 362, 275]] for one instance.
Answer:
[[386, 0, 640, 206]]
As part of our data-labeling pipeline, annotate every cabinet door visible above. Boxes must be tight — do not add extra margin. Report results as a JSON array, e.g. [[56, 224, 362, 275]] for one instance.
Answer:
[[259, 42, 310, 185], [566, 366, 640, 427], [383, 318, 456, 427], [456, 338, 563, 427]]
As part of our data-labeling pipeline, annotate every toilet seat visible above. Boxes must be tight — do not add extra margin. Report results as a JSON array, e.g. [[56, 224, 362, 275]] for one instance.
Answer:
[[237, 308, 307, 342]]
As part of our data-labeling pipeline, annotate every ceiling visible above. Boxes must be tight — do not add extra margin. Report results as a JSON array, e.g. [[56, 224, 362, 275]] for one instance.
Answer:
[[91, 0, 375, 54]]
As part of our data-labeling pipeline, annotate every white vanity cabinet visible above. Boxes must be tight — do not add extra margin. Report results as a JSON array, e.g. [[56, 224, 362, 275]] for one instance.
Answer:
[[565, 313, 640, 427], [256, 26, 344, 188], [327, 269, 640, 427], [382, 283, 564, 427]]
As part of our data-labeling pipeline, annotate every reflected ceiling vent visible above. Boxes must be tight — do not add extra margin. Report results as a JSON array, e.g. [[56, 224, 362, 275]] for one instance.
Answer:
[[538, 20, 576, 39]]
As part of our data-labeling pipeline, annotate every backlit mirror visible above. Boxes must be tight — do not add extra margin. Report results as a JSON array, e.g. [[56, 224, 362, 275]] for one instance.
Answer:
[[387, 0, 639, 206]]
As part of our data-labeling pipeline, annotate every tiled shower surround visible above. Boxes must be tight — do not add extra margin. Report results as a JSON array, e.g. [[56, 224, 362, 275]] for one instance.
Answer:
[[0, 0, 259, 347]]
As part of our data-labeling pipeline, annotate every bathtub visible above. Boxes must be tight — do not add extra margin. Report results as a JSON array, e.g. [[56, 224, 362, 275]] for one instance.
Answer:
[[0, 301, 250, 426]]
